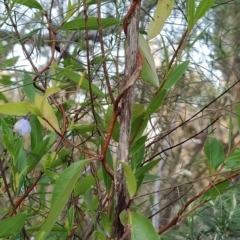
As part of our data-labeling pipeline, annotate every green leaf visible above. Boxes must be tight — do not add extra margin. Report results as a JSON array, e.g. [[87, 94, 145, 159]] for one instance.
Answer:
[[225, 152, 240, 169], [194, 0, 215, 22], [14, 0, 43, 10], [27, 137, 50, 173], [61, 17, 120, 30], [0, 213, 27, 238], [147, 0, 174, 40], [29, 116, 43, 151], [204, 136, 225, 170], [74, 171, 103, 196], [68, 123, 96, 133], [200, 180, 230, 202], [0, 75, 12, 86], [0, 102, 41, 116], [102, 149, 113, 192], [237, 103, 240, 132], [130, 136, 147, 156], [4, 56, 19, 67], [139, 34, 159, 87], [58, 68, 104, 97], [145, 89, 167, 117], [35, 94, 60, 132], [163, 61, 189, 90], [44, 87, 62, 98], [35, 160, 89, 240], [135, 158, 161, 179], [188, 0, 195, 29], [0, 92, 8, 103], [120, 162, 137, 198], [64, 1, 78, 22], [23, 73, 42, 102], [100, 213, 111, 237], [120, 211, 159, 240]]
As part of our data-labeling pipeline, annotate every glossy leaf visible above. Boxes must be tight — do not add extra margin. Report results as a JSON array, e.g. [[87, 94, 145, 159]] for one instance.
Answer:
[[35, 160, 89, 239], [0, 102, 40, 116], [204, 136, 225, 170], [194, 0, 215, 22], [0, 213, 27, 238], [14, 0, 43, 10], [120, 162, 137, 198], [163, 61, 189, 90], [145, 89, 167, 117], [139, 34, 159, 87], [61, 17, 120, 30], [148, 0, 174, 40]]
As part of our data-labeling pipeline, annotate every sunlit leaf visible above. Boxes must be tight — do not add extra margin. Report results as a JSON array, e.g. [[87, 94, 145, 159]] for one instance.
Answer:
[[147, 0, 174, 40], [44, 87, 62, 98], [35, 94, 60, 132], [0, 102, 41, 116]]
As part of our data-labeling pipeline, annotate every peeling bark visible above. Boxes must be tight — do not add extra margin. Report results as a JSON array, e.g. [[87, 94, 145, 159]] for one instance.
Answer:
[[112, 1, 141, 239]]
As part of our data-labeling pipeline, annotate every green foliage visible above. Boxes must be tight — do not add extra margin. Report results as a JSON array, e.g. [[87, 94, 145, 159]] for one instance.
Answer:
[[0, 0, 239, 239]]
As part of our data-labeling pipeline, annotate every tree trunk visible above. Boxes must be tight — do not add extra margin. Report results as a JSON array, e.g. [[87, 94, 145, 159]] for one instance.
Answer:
[[112, 1, 141, 239]]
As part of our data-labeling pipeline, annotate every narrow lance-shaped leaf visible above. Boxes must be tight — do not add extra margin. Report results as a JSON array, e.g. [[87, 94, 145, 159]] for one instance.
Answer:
[[194, 0, 215, 22], [0, 213, 27, 238], [35, 160, 89, 240], [61, 17, 120, 30], [145, 89, 167, 117], [0, 102, 41, 116], [163, 61, 189, 90], [147, 0, 174, 40], [188, 0, 195, 29], [14, 0, 43, 10]]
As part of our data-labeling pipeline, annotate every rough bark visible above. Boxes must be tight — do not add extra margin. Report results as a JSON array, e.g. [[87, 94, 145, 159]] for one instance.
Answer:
[[112, 1, 141, 239]]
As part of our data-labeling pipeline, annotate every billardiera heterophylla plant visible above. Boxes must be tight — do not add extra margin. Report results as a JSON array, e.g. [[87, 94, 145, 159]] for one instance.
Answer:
[[13, 116, 31, 136]]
